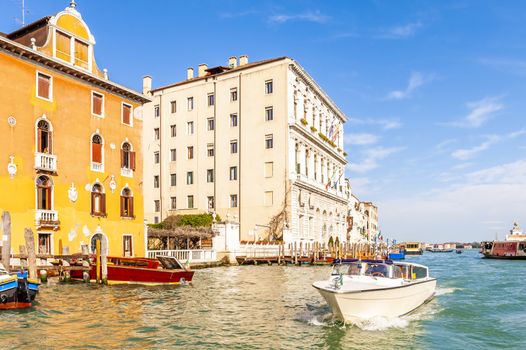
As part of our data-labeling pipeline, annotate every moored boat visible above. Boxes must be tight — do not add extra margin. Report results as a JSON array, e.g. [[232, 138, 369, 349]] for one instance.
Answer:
[[481, 223, 526, 259], [0, 264, 39, 310], [388, 249, 406, 260], [313, 259, 436, 323], [70, 256, 194, 285]]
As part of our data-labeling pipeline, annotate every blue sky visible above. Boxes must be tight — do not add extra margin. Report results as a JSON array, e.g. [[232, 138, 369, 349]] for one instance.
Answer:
[[3, 1, 526, 242]]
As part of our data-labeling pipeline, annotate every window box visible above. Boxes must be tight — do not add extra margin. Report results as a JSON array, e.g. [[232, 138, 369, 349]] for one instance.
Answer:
[[310, 126, 318, 132], [300, 118, 308, 126]]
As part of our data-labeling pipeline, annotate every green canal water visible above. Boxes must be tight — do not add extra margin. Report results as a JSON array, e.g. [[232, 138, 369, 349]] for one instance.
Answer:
[[0, 249, 525, 349]]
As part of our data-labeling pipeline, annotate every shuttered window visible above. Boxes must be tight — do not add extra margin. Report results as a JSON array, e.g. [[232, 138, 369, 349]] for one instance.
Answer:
[[122, 103, 132, 125], [37, 73, 51, 100], [55, 31, 71, 62], [92, 135, 102, 163], [120, 188, 134, 218], [92, 92, 103, 116], [74, 39, 89, 69]]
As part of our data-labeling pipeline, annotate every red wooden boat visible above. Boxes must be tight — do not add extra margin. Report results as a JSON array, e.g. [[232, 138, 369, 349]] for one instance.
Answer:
[[70, 256, 194, 285]]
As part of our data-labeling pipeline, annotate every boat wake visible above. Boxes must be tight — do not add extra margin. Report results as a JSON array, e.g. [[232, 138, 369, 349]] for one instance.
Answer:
[[351, 316, 409, 331], [435, 287, 461, 296]]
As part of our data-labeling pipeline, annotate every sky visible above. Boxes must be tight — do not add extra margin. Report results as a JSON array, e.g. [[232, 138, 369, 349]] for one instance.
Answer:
[[2, 0, 526, 243]]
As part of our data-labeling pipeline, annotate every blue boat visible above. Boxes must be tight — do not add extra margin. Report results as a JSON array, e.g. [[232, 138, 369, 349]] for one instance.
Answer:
[[0, 265, 39, 310], [388, 251, 406, 260]]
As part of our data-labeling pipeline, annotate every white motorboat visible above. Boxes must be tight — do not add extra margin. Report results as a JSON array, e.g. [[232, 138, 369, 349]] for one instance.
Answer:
[[313, 260, 436, 323]]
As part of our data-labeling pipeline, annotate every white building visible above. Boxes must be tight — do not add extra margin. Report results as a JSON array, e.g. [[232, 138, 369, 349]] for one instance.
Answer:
[[142, 56, 349, 245]]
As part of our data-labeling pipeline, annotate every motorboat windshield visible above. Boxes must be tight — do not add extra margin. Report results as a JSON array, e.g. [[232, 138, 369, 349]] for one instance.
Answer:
[[331, 262, 404, 279]]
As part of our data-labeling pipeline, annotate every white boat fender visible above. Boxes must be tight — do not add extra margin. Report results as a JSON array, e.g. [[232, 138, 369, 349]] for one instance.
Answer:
[[1, 294, 7, 304]]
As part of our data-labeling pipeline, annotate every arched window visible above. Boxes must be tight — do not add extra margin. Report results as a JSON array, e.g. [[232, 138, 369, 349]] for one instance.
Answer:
[[36, 175, 52, 210], [120, 187, 134, 218], [91, 134, 103, 171], [91, 183, 106, 217], [37, 119, 53, 153], [121, 142, 136, 171]]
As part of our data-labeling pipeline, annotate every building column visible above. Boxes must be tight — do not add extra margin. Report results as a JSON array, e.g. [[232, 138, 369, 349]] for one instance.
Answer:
[[299, 143, 306, 176], [289, 138, 297, 175], [308, 149, 315, 180]]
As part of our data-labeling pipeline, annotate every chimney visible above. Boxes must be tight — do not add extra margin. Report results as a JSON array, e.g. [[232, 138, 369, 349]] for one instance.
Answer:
[[198, 64, 208, 77], [228, 56, 237, 68], [187, 67, 194, 80], [239, 55, 248, 66], [142, 75, 152, 94]]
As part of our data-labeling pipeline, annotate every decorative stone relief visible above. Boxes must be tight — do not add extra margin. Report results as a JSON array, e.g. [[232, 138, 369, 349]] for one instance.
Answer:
[[109, 175, 117, 193], [7, 155, 17, 178], [68, 183, 78, 202]]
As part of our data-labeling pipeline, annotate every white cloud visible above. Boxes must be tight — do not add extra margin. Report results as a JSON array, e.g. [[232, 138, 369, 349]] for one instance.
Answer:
[[386, 72, 432, 100], [451, 135, 500, 160], [349, 146, 404, 173], [379, 22, 423, 39], [379, 159, 526, 242], [344, 133, 379, 146], [268, 11, 329, 24], [348, 117, 402, 130], [444, 97, 504, 128]]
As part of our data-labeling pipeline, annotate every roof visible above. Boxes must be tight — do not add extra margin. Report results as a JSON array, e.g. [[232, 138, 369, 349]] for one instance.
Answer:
[[6, 16, 51, 40], [0, 33, 150, 104], [151, 57, 288, 92]]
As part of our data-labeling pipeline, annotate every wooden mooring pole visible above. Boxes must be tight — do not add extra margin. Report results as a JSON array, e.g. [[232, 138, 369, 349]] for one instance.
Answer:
[[24, 228, 37, 280], [96, 239, 101, 283], [1, 212, 11, 271]]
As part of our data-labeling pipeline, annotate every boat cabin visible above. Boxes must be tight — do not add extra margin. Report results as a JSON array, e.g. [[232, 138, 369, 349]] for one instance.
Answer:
[[332, 260, 429, 281]]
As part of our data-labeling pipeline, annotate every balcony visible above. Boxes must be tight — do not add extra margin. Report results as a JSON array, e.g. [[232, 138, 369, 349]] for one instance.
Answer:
[[35, 209, 60, 229], [35, 153, 57, 172], [295, 173, 344, 198], [91, 162, 104, 173], [120, 167, 133, 178]]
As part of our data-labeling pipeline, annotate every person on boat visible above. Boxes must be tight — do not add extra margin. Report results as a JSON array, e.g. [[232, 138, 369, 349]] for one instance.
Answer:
[[365, 263, 388, 277]]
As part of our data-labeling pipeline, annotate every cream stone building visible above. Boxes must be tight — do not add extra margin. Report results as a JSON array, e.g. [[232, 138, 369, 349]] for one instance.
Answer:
[[142, 56, 348, 244], [364, 202, 379, 241]]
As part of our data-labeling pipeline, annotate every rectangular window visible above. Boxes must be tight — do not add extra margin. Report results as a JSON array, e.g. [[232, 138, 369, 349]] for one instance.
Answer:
[[170, 148, 176, 161], [230, 88, 238, 101], [170, 100, 177, 113], [187, 146, 194, 159], [122, 103, 132, 125], [207, 196, 215, 211], [74, 39, 89, 69], [171, 124, 176, 137], [154, 104, 160, 117], [171, 197, 177, 210], [154, 128, 160, 140], [92, 92, 104, 117], [187, 97, 194, 111], [207, 118, 215, 131], [187, 121, 194, 135], [230, 194, 238, 208], [171, 173, 176, 186], [187, 171, 194, 185], [265, 134, 274, 149], [207, 144, 214, 157], [265, 107, 273, 121], [153, 175, 159, 188], [265, 80, 273, 94], [208, 93, 215, 106], [207, 169, 214, 183], [230, 166, 238, 181], [230, 113, 238, 127], [55, 30, 71, 62], [154, 200, 160, 212], [154, 151, 160, 164], [123, 235, 133, 257], [230, 140, 238, 154], [265, 191, 274, 206], [265, 162, 273, 178], [36, 72, 52, 100], [187, 195, 194, 209]]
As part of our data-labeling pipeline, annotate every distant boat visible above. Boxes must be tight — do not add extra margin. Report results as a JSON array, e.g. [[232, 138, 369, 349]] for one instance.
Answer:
[[0, 264, 39, 310], [456, 249, 462, 254], [70, 256, 194, 285], [401, 242, 423, 255], [428, 244, 454, 253], [312, 259, 436, 323], [481, 222, 526, 260], [388, 250, 406, 260]]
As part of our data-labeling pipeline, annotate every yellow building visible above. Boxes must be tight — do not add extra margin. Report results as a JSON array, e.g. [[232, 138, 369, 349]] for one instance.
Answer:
[[0, 3, 150, 257]]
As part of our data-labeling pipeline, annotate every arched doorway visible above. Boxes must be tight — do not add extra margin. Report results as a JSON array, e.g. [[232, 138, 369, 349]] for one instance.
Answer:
[[90, 232, 108, 255]]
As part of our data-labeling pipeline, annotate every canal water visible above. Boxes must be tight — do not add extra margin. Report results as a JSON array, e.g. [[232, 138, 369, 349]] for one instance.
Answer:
[[1, 249, 525, 349]]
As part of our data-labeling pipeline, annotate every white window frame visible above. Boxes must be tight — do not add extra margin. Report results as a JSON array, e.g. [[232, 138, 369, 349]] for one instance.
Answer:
[[230, 194, 238, 208], [122, 234, 134, 257], [187, 97, 194, 111], [121, 102, 133, 127], [91, 91, 105, 118], [36, 71, 53, 102], [90, 132, 104, 173], [265, 79, 273, 95]]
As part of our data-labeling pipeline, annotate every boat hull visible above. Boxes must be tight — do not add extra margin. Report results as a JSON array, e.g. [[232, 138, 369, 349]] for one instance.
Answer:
[[71, 264, 194, 285], [0, 275, 39, 310], [314, 278, 436, 323]]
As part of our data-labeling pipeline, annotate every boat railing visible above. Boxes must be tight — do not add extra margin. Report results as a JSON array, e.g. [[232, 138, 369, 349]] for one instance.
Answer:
[[147, 249, 217, 264]]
